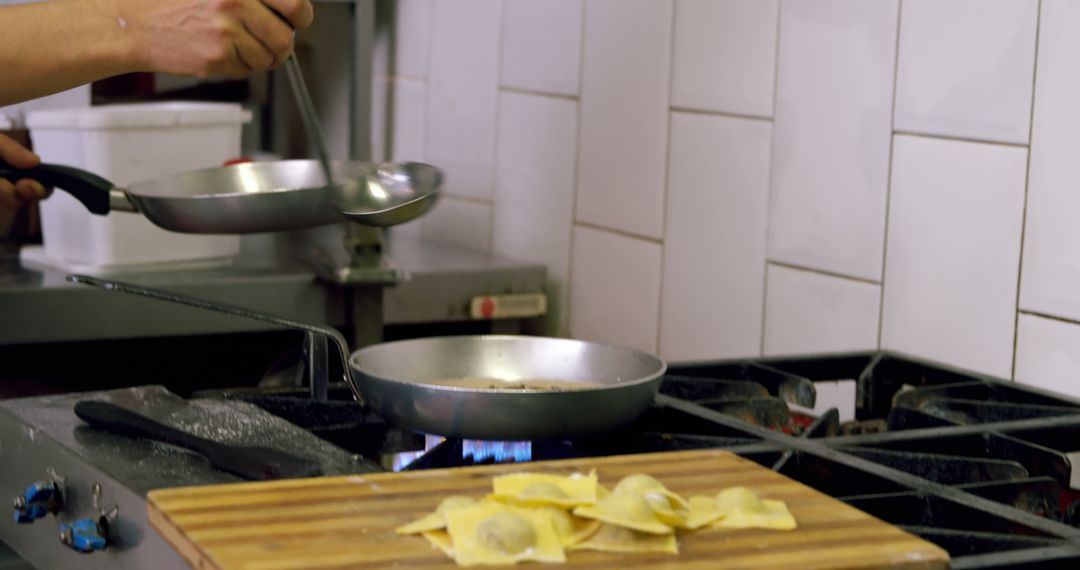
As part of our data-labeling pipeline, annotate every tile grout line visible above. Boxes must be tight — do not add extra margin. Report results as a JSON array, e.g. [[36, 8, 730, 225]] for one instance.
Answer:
[[381, 3, 398, 163], [500, 86, 578, 102], [418, 0, 436, 237], [485, 0, 507, 255], [892, 129, 1031, 149], [768, 260, 883, 287], [574, 221, 664, 246], [1011, 0, 1043, 381], [877, 0, 904, 353], [760, 0, 784, 357], [564, 0, 589, 339], [655, 0, 678, 355], [1019, 309, 1080, 328], [669, 106, 772, 122]]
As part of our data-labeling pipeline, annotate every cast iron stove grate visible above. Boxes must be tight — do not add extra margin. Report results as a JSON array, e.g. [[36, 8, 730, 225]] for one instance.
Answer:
[[223, 351, 1080, 569]]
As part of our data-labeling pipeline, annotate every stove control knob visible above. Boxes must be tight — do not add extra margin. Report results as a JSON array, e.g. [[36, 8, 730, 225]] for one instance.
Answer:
[[59, 517, 108, 553], [12, 481, 62, 524]]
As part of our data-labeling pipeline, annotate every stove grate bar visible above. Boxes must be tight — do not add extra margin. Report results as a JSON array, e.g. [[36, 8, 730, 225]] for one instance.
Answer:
[[772, 408, 839, 471], [666, 362, 817, 408], [840, 477, 1061, 519], [949, 544, 1080, 569], [838, 446, 1030, 485], [900, 526, 1065, 557], [657, 393, 1080, 541]]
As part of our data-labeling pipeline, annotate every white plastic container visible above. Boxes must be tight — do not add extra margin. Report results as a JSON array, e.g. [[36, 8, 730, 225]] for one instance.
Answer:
[[26, 102, 252, 269]]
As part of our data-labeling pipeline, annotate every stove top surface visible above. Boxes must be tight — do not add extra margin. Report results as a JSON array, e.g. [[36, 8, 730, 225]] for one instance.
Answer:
[[219, 350, 1080, 569], [6, 351, 1080, 567]]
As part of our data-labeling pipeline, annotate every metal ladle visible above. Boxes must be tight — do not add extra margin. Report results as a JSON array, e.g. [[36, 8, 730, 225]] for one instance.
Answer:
[[282, 56, 440, 226], [283, 55, 335, 188]]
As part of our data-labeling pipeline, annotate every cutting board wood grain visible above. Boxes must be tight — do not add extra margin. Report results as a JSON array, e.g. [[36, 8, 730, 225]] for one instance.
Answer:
[[147, 449, 949, 570]]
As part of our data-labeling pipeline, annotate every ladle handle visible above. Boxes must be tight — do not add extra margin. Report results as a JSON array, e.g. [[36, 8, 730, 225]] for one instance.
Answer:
[[0, 163, 123, 214], [66, 275, 358, 404], [283, 56, 334, 187]]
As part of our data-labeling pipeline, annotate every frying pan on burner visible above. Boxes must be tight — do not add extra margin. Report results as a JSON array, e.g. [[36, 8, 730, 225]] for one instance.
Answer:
[[0, 159, 441, 233], [69, 275, 666, 441]]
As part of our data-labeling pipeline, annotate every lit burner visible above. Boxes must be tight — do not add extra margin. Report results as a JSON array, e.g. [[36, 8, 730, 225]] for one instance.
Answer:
[[462, 440, 532, 464], [386, 435, 446, 471], [388, 449, 426, 472], [385, 436, 533, 471]]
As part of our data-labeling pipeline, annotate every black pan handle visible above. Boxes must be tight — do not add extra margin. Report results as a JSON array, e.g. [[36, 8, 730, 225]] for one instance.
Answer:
[[73, 401, 215, 457], [0, 163, 117, 214]]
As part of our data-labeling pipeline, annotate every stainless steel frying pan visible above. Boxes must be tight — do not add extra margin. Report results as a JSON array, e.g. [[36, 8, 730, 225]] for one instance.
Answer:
[[0, 159, 441, 233], [69, 275, 667, 441], [350, 336, 666, 440]]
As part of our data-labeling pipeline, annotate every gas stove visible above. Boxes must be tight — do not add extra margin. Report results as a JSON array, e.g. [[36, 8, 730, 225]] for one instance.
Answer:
[[228, 351, 1080, 569], [2, 351, 1080, 569]]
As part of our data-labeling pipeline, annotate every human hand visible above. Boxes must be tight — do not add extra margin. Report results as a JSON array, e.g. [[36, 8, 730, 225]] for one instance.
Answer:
[[127, 0, 315, 78], [0, 134, 47, 237]]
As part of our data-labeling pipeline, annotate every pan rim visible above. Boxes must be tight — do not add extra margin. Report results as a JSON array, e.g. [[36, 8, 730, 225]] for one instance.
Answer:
[[347, 334, 667, 394]]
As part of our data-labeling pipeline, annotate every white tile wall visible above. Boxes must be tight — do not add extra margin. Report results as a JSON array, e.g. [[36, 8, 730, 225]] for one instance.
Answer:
[[575, 0, 673, 240], [881, 135, 1027, 378], [499, 0, 582, 96], [425, 0, 500, 200], [767, 0, 899, 282], [493, 92, 578, 335], [421, 197, 492, 253], [671, 0, 779, 118], [1019, 0, 1080, 323], [893, 0, 1038, 145], [569, 227, 663, 354], [390, 78, 426, 162], [378, 0, 1080, 397], [659, 112, 771, 361], [763, 264, 881, 355], [393, 0, 431, 78], [1015, 313, 1080, 395]]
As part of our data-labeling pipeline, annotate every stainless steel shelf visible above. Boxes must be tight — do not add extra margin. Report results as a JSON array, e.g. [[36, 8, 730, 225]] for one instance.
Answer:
[[0, 236, 546, 345]]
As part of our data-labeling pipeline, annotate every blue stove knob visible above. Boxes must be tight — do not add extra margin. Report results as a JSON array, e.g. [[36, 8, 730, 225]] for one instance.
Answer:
[[59, 517, 108, 553], [12, 481, 61, 524]]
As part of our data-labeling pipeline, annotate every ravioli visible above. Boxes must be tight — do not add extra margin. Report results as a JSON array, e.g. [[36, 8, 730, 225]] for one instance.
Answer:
[[396, 496, 477, 535], [445, 502, 566, 566], [492, 471, 598, 508], [613, 473, 690, 511], [568, 523, 679, 555], [678, 495, 723, 530], [536, 506, 602, 546], [572, 489, 673, 535], [422, 529, 455, 557], [712, 486, 797, 531]]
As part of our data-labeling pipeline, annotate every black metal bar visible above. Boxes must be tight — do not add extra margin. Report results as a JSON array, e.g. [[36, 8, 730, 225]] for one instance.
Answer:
[[839, 446, 1030, 485], [655, 393, 1080, 540], [950, 544, 1080, 569], [665, 361, 817, 407], [816, 413, 1080, 447], [658, 375, 769, 401], [772, 450, 907, 496], [888, 404, 962, 430], [913, 397, 1080, 424], [696, 398, 790, 429], [899, 526, 1064, 556], [772, 408, 839, 471]]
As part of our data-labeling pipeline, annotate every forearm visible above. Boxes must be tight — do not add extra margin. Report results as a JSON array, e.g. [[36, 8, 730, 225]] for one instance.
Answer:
[[0, 0, 144, 107]]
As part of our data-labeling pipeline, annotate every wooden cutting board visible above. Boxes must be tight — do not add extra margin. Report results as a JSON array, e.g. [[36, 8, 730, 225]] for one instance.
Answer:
[[147, 449, 949, 569]]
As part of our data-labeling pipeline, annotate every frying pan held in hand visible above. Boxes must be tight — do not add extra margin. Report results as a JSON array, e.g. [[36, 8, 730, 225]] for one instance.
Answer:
[[0, 159, 441, 233]]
